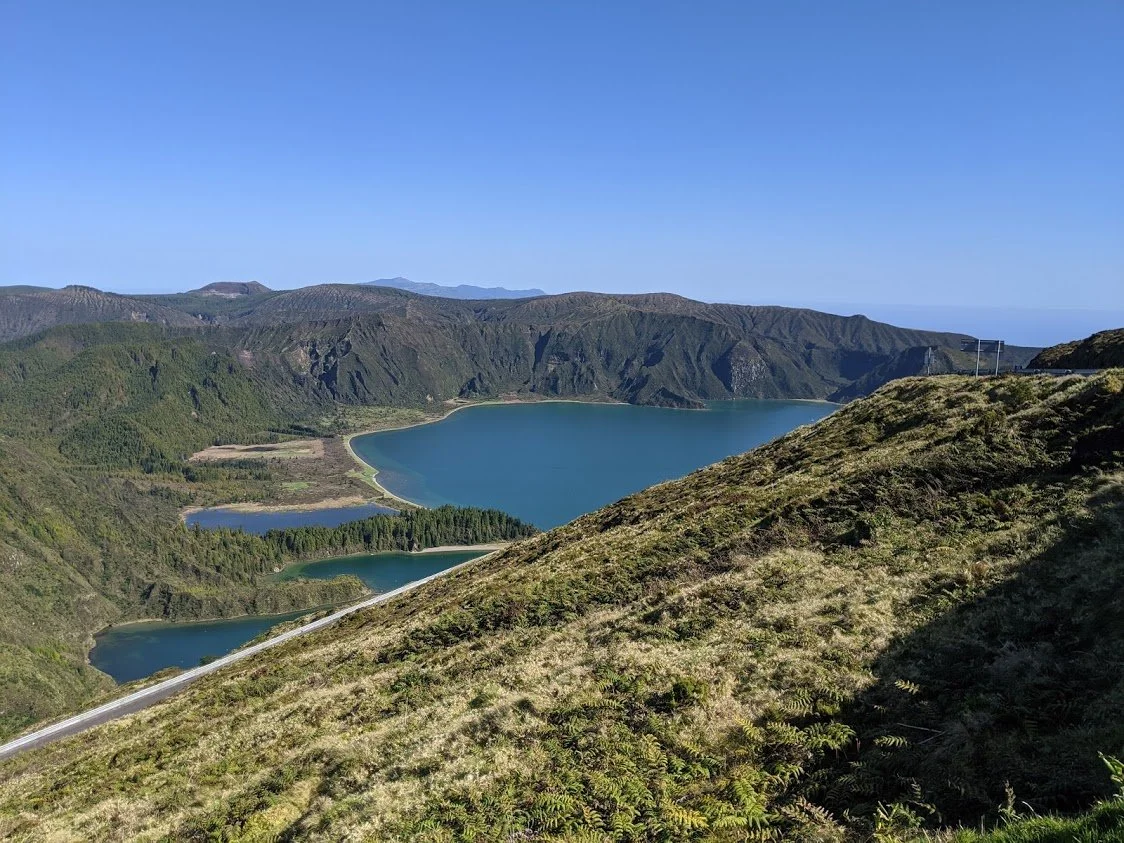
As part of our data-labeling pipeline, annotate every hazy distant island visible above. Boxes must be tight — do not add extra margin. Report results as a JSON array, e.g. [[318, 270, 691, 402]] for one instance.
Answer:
[[362, 276, 547, 299]]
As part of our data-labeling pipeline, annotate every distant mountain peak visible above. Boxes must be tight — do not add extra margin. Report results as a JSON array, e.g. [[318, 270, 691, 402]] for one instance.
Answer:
[[362, 277, 546, 300], [194, 281, 272, 297]]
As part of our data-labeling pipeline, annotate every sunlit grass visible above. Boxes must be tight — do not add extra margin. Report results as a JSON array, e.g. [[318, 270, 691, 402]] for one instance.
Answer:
[[1, 372, 1122, 841]]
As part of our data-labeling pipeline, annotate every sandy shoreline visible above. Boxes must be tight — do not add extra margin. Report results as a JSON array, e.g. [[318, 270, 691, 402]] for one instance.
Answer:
[[92, 607, 327, 633], [414, 542, 509, 554], [340, 434, 425, 510], [180, 397, 627, 520], [180, 495, 380, 521], [351, 395, 627, 437], [188, 439, 325, 462]]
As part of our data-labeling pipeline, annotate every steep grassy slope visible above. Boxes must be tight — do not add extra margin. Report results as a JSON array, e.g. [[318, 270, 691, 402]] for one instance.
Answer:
[[2, 372, 1120, 841], [829, 345, 1043, 402], [1029, 328, 1124, 370]]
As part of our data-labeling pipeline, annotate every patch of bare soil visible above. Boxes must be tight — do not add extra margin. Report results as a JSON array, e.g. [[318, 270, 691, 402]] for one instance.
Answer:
[[189, 439, 325, 462]]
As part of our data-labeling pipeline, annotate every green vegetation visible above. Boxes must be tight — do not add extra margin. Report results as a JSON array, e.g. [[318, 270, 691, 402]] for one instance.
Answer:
[[0, 323, 321, 467], [1, 372, 1119, 840], [132, 285, 279, 322], [260, 506, 535, 557], [1029, 327, 1124, 370], [948, 800, 1124, 843], [0, 326, 535, 739], [947, 757, 1124, 842], [0, 284, 199, 342], [0, 429, 531, 737], [1, 284, 1042, 405], [328, 403, 433, 434]]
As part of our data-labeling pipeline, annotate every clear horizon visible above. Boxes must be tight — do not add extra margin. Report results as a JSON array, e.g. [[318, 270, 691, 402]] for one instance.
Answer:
[[2, 2, 1122, 322]]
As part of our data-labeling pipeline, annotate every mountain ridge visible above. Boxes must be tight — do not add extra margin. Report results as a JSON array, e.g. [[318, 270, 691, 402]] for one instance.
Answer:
[[1029, 327, 1124, 369], [193, 281, 272, 297], [0, 284, 202, 340], [0, 284, 1041, 404]]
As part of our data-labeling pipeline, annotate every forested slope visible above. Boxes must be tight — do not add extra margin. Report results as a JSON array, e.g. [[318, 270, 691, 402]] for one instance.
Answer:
[[1, 285, 1041, 404], [3, 371, 1120, 840], [0, 328, 535, 738]]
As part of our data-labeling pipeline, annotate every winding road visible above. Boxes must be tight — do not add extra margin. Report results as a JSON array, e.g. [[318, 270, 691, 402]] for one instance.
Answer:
[[0, 553, 488, 762]]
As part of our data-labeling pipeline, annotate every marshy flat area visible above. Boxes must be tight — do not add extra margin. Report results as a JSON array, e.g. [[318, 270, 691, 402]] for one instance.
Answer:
[[189, 439, 325, 461]]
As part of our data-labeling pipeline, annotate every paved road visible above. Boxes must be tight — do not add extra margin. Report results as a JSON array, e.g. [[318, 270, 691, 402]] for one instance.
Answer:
[[0, 554, 488, 762]]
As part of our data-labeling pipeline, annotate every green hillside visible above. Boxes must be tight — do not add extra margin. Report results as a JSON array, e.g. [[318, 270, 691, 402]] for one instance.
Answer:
[[0, 325, 311, 469], [0, 285, 199, 341], [2, 371, 1120, 840], [224, 288, 1040, 405], [0, 285, 1041, 404], [0, 327, 535, 738], [1029, 328, 1124, 370]]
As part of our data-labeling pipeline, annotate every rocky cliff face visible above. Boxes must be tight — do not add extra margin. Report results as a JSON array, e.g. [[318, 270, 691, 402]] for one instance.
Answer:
[[712, 340, 768, 393]]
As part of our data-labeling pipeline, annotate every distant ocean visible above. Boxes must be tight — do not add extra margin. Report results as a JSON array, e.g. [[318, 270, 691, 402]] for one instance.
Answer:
[[756, 302, 1124, 348]]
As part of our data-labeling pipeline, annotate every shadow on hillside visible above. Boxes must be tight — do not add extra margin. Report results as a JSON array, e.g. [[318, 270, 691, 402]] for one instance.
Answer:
[[822, 482, 1124, 826]]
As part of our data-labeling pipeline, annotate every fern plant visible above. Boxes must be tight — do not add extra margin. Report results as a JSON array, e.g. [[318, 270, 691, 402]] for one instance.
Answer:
[[1102, 753, 1124, 798]]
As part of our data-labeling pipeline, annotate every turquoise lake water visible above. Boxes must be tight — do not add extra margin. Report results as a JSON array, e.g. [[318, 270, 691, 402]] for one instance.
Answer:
[[351, 399, 834, 528], [274, 549, 485, 588], [89, 610, 311, 684], [95, 400, 833, 682], [91, 550, 485, 682]]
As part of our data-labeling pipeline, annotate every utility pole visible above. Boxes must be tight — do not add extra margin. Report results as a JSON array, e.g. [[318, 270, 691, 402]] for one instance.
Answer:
[[962, 339, 1005, 377]]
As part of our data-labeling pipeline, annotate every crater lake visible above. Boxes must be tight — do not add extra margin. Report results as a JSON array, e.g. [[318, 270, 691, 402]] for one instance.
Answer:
[[93, 399, 834, 682], [351, 399, 835, 528]]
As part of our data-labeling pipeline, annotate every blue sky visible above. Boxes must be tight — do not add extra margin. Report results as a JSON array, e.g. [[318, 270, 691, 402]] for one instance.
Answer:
[[1, 1, 1121, 338]]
